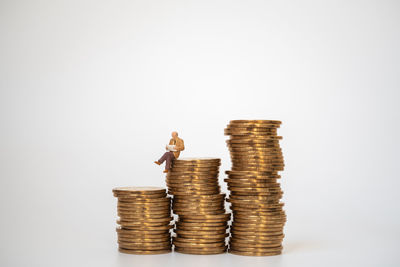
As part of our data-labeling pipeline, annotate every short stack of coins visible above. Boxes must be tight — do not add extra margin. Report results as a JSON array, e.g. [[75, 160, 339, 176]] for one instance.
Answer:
[[166, 157, 230, 254], [112, 186, 173, 254], [224, 120, 286, 256]]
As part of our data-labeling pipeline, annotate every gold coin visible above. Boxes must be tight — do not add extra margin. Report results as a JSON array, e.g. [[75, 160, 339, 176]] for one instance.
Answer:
[[229, 244, 283, 252], [168, 176, 219, 180], [173, 208, 225, 214], [228, 249, 281, 256], [166, 174, 219, 179], [118, 239, 171, 244], [174, 229, 227, 236], [116, 205, 171, 211], [115, 192, 167, 199], [231, 203, 284, 209], [173, 205, 224, 211], [117, 210, 171, 216], [229, 192, 283, 197], [118, 198, 171, 204], [230, 162, 283, 167], [118, 232, 171, 239], [174, 212, 226, 217], [119, 243, 171, 250], [231, 233, 284, 241], [233, 213, 286, 219], [173, 197, 225, 203], [173, 240, 225, 248], [119, 224, 174, 231], [173, 237, 225, 245], [117, 199, 171, 205], [118, 239, 171, 245], [176, 221, 227, 227], [231, 167, 284, 172], [175, 216, 228, 221], [227, 141, 280, 145], [176, 225, 228, 231], [168, 186, 220, 191], [174, 246, 226, 255], [229, 195, 282, 201], [167, 180, 219, 185], [118, 204, 170, 210], [230, 239, 282, 247], [230, 236, 284, 244], [230, 228, 283, 235], [230, 153, 283, 158], [171, 167, 220, 172], [173, 202, 224, 208], [118, 247, 171, 255], [118, 217, 173, 223], [226, 183, 280, 189], [230, 230, 284, 237], [174, 193, 225, 200], [176, 232, 229, 239], [179, 213, 230, 221], [172, 206, 225, 212], [118, 214, 172, 220], [225, 127, 278, 132], [168, 173, 220, 178], [173, 201, 225, 206], [225, 178, 279, 183], [232, 222, 285, 229], [233, 219, 286, 225], [113, 186, 166, 195], [117, 197, 168, 203], [117, 234, 170, 240], [174, 157, 221, 163], [116, 226, 171, 233], [228, 119, 282, 124], [169, 191, 220, 196], [118, 222, 172, 228], [225, 132, 279, 136], [228, 186, 282, 192], [226, 170, 278, 176], [230, 160, 284, 165]]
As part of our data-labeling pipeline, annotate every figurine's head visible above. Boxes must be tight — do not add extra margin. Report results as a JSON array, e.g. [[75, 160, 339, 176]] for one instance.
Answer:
[[171, 131, 178, 138]]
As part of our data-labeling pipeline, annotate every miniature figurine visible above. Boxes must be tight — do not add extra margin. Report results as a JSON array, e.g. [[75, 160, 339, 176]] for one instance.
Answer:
[[154, 131, 185, 173]]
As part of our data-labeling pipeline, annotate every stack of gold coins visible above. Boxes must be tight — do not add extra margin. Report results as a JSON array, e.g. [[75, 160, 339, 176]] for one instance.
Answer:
[[112, 186, 173, 254], [166, 157, 230, 254], [224, 120, 286, 256]]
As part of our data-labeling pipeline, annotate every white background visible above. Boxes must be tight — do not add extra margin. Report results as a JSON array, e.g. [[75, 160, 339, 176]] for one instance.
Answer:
[[1, 0, 399, 266]]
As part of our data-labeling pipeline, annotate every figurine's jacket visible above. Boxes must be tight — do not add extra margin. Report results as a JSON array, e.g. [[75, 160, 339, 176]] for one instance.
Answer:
[[169, 137, 184, 158]]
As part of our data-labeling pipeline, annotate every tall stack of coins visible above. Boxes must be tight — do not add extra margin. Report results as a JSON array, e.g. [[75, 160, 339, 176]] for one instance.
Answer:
[[112, 186, 173, 254], [166, 157, 230, 254], [224, 120, 286, 256]]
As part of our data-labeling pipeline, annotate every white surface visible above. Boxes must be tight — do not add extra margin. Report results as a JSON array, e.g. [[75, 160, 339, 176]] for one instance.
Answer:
[[1, 0, 399, 266]]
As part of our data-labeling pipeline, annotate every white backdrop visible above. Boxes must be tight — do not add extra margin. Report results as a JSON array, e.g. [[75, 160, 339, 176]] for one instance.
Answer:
[[1, 0, 399, 266]]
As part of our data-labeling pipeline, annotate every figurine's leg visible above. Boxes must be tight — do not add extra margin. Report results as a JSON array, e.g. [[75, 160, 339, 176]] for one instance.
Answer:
[[158, 152, 169, 164], [165, 152, 175, 170]]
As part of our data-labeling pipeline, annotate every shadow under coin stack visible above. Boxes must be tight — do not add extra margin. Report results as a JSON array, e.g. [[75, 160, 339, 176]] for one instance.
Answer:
[[224, 120, 286, 256], [112, 186, 173, 254], [166, 157, 230, 254]]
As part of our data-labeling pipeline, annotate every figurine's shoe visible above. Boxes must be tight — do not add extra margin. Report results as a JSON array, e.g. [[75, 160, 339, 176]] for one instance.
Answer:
[[154, 161, 161, 165], [163, 170, 169, 173]]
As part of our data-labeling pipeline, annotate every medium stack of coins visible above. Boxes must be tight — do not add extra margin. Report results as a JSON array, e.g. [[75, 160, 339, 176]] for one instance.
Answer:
[[224, 120, 286, 256], [166, 157, 230, 254], [112, 186, 173, 254]]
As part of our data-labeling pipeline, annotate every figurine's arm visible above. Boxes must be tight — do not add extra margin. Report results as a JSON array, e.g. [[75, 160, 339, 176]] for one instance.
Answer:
[[175, 139, 185, 151]]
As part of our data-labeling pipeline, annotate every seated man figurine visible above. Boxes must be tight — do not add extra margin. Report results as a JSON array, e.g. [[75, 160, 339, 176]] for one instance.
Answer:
[[154, 131, 185, 173]]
